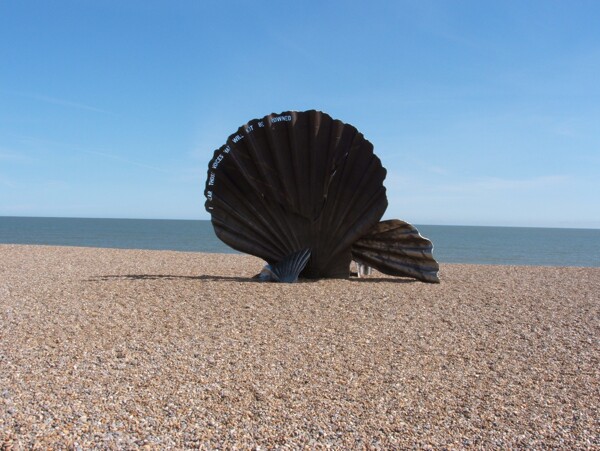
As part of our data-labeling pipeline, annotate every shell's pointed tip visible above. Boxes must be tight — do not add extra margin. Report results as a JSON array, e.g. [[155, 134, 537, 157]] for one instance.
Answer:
[[421, 271, 440, 283], [257, 248, 312, 283], [257, 264, 278, 282]]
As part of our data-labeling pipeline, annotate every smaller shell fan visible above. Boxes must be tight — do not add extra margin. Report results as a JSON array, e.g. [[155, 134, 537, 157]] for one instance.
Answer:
[[351, 220, 440, 283]]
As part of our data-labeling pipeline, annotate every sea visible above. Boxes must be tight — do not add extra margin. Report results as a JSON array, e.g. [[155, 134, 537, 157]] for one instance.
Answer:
[[0, 216, 599, 268]]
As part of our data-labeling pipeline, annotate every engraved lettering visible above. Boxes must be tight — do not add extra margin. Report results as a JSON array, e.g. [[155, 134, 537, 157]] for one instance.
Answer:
[[212, 154, 224, 168], [271, 115, 292, 123]]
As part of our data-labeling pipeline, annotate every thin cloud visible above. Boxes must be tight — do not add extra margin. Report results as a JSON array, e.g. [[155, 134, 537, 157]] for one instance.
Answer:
[[0, 149, 35, 163], [442, 175, 568, 192], [428, 166, 448, 175], [176, 165, 206, 184], [84, 150, 172, 174], [44, 180, 70, 190], [406, 1, 480, 49], [0, 174, 16, 188], [7, 90, 113, 115], [265, 30, 322, 65], [386, 154, 451, 176]]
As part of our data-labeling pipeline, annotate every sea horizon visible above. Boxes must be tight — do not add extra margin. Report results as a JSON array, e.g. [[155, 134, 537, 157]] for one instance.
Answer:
[[2, 215, 599, 231], [1, 216, 599, 268]]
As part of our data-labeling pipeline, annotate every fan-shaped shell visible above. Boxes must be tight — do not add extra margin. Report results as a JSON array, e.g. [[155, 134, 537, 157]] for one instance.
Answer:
[[351, 219, 440, 283], [205, 110, 388, 278]]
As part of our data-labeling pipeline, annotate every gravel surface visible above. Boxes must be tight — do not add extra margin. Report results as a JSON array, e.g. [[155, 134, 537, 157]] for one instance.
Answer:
[[1, 244, 599, 449]]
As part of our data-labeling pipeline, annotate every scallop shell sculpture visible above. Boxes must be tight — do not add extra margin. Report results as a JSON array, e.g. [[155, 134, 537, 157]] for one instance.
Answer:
[[204, 110, 439, 283]]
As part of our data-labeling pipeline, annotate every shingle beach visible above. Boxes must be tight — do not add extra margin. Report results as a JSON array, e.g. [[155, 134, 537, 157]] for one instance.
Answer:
[[1, 244, 599, 448]]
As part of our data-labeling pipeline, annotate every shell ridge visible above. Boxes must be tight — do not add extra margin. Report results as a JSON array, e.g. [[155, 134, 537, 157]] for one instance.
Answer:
[[319, 137, 385, 256], [211, 188, 299, 258], [309, 111, 335, 220], [288, 112, 304, 215], [307, 111, 319, 218], [332, 135, 373, 203], [325, 157, 386, 241], [219, 192, 300, 258], [353, 242, 435, 260], [265, 207, 307, 259], [298, 118, 350, 272], [205, 144, 232, 208], [264, 112, 300, 214], [206, 121, 262, 207], [243, 119, 286, 206], [320, 130, 363, 224], [213, 211, 282, 259], [215, 226, 279, 261], [327, 193, 388, 260], [211, 123, 304, 258], [211, 201, 284, 258], [313, 120, 346, 212], [226, 132, 262, 192]]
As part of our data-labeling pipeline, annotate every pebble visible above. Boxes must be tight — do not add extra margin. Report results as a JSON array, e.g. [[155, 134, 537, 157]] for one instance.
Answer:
[[1, 245, 599, 448]]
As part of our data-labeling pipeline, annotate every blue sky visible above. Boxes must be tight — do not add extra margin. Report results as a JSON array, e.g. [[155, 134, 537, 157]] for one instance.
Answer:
[[1, 1, 599, 228]]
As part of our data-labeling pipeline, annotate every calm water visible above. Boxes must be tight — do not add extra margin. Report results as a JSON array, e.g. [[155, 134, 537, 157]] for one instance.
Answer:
[[1, 216, 599, 267]]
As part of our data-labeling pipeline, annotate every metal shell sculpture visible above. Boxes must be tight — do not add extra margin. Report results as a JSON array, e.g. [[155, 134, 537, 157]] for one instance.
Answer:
[[204, 110, 439, 283]]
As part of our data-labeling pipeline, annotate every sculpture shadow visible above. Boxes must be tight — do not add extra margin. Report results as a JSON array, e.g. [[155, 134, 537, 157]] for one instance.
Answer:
[[89, 274, 255, 283], [88, 274, 417, 284], [349, 277, 416, 284]]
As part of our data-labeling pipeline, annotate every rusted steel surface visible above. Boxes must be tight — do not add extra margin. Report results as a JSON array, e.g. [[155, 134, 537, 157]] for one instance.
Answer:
[[205, 110, 439, 282], [352, 219, 440, 283]]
